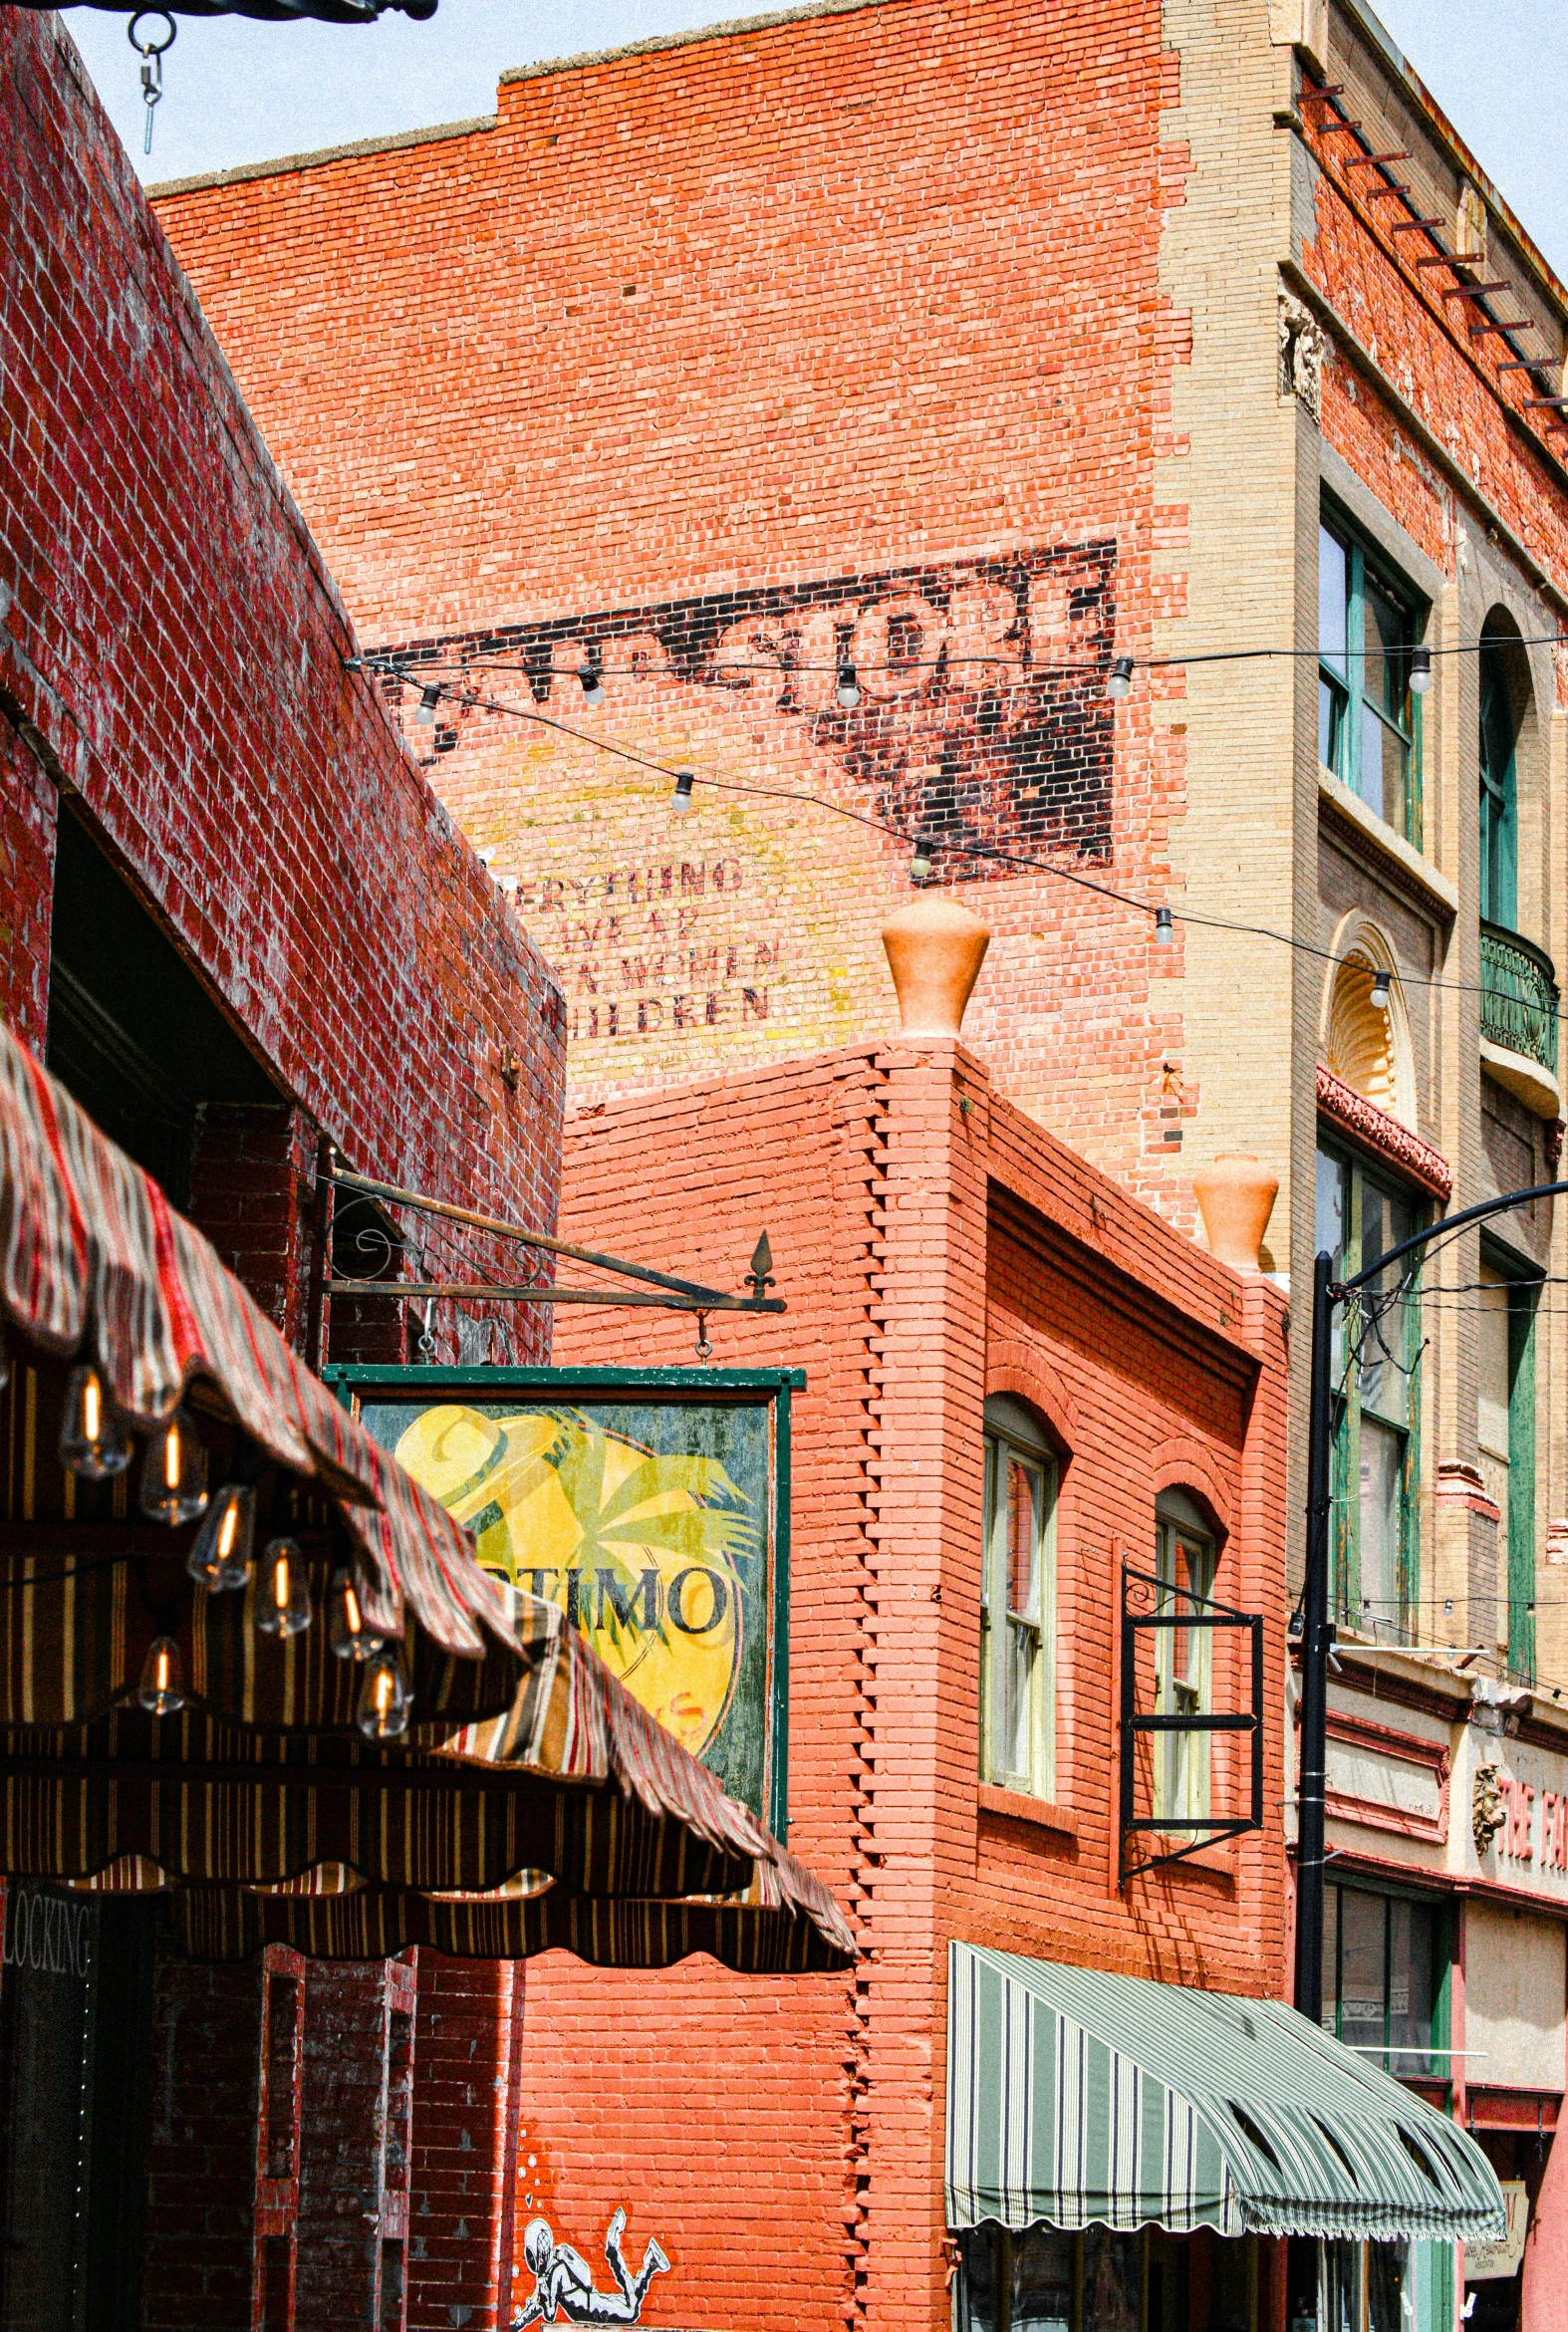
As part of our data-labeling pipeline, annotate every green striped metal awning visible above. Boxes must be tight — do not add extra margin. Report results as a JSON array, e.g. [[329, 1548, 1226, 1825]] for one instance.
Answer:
[[946, 1944, 1505, 2245]]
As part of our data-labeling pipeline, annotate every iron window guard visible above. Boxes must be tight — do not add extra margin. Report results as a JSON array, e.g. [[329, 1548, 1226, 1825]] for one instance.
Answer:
[[1118, 1560, 1264, 1886]]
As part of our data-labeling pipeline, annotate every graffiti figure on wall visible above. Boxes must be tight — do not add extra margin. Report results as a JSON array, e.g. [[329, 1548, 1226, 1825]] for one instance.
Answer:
[[512, 2208, 670, 2327]]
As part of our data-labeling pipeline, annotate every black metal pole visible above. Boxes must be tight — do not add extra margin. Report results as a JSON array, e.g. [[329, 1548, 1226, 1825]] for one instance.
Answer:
[[1290, 1178, 1568, 2021], [1293, 1250, 1335, 2018]]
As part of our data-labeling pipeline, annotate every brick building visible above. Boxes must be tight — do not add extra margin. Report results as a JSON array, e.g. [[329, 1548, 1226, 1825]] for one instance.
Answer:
[[150, 1, 1568, 2320], [0, 13, 563, 2328], [537, 973, 1293, 2332]]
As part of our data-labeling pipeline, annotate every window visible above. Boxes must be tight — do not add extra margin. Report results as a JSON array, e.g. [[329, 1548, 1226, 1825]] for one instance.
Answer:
[[1478, 1250, 1541, 1681], [1316, 1143, 1423, 1639], [1320, 1883, 1443, 2079], [1154, 1491, 1216, 1829], [955, 2226, 1187, 2332], [1478, 644, 1518, 928], [1319, 514, 1424, 842], [980, 1397, 1057, 1799]]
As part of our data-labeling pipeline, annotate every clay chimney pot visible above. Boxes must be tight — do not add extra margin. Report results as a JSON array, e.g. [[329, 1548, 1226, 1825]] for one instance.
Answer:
[[881, 893, 991, 1038], [1191, 1155, 1279, 1274]]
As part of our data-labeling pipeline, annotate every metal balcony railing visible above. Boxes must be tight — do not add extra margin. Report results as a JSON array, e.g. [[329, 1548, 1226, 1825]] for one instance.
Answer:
[[1480, 920, 1559, 1080]]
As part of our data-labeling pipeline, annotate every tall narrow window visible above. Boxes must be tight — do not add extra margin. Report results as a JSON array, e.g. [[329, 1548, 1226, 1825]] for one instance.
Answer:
[[1317, 1142, 1423, 1639], [1478, 1251, 1540, 1680], [1318, 512, 1424, 843], [1153, 1491, 1216, 1827], [980, 1397, 1057, 1799], [1479, 644, 1518, 928]]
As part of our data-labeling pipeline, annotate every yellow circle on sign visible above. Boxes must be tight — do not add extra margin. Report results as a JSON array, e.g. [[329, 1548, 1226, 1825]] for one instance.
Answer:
[[392, 1407, 750, 1762]]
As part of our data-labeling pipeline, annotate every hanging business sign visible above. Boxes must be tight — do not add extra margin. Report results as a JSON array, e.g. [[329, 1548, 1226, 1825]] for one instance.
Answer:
[[327, 1366, 798, 1830]]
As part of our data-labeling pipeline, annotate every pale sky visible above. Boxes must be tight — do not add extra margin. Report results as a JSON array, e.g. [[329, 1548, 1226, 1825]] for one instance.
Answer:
[[62, 0, 1568, 283]]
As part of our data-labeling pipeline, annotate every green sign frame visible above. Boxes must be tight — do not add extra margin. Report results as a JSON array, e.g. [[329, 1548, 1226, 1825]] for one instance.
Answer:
[[325, 1365, 801, 1836]]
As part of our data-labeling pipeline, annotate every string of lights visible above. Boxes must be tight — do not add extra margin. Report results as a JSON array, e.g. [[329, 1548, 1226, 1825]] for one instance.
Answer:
[[350, 650, 1568, 1034], [366, 624, 1568, 696]]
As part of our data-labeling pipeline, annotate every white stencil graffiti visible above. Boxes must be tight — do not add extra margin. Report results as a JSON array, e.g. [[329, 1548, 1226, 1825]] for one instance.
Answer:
[[512, 2207, 670, 2327]]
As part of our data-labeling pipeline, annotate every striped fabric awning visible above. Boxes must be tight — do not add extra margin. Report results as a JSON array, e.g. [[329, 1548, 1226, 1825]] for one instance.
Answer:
[[0, 1027, 855, 1969], [946, 1943, 1505, 2244]]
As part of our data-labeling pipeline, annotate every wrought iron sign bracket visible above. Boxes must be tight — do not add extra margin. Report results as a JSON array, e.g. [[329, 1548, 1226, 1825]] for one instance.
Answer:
[[307, 1159, 784, 1369], [1118, 1560, 1264, 1887]]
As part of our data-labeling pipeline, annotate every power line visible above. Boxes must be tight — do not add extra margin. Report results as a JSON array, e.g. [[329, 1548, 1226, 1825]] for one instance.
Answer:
[[352, 650, 1568, 1038]]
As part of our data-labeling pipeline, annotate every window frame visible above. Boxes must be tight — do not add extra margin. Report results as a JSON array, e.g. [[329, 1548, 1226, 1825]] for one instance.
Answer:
[[1153, 1494, 1217, 1830], [1318, 506, 1426, 848], [1478, 1237, 1542, 1682], [1319, 1878, 1451, 2088], [980, 1399, 1058, 1802], [1478, 643, 1519, 929], [1315, 1138, 1425, 1641]]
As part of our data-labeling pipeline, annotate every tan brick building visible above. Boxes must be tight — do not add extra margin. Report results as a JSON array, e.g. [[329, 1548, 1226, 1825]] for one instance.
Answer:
[[149, 1, 1568, 2325]]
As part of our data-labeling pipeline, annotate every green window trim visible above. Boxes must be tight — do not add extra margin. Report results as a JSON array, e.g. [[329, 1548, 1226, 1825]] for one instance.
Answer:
[[1478, 643, 1519, 930], [1479, 1240, 1541, 1683], [1319, 505, 1427, 849], [1316, 1140, 1424, 1642], [1320, 1879, 1452, 2089]]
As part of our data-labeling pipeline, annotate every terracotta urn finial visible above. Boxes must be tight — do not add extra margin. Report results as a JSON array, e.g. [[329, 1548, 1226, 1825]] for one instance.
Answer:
[[881, 892, 991, 1038], [1191, 1155, 1279, 1273]]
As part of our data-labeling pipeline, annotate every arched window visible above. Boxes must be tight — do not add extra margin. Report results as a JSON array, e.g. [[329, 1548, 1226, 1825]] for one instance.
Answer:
[[1321, 916, 1417, 1130], [1153, 1489, 1217, 1827], [1479, 642, 1518, 928], [980, 1395, 1057, 1799]]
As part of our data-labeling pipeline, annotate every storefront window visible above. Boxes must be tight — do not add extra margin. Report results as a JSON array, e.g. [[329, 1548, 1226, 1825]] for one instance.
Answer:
[[1321, 1885, 1440, 2077], [956, 2224, 1246, 2331], [1316, 1144, 1423, 1639]]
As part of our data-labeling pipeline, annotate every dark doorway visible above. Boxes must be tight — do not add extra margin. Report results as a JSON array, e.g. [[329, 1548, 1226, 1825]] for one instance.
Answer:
[[0, 1888, 158, 2332], [45, 811, 279, 1208]]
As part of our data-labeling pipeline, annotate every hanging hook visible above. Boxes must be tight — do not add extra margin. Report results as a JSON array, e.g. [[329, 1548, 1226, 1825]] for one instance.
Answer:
[[693, 1311, 712, 1366], [417, 1300, 437, 1363], [128, 11, 176, 157]]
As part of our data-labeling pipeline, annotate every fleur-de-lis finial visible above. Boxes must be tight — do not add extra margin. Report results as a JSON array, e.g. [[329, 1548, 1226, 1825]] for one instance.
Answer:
[[745, 1232, 775, 1301]]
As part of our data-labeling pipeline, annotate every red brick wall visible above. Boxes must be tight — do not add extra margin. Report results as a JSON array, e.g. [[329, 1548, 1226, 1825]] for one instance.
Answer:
[[1, 9, 565, 1260], [150, 0, 1195, 1201], [407, 1957, 522, 2332], [526, 1037, 1287, 2332], [0, 720, 55, 1054]]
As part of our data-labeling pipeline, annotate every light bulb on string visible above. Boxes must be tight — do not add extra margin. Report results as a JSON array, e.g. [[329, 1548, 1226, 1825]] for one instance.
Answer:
[[329, 1566, 380, 1661], [188, 1478, 257, 1591], [1370, 968, 1393, 1012], [60, 1365, 131, 1479], [1107, 656, 1135, 699], [836, 663, 862, 709], [1154, 907, 1175, 946], [137, 1634, 184, 1717], [356, 1646, 411, 1740], [256, 1538, 313, 1638], [413, 683, 441, 727], [579, 666, 606, 708], [140, 1411, 209, 1525], [670, 770, 695, 816], [1409, 646, 1433, 696], [909, 837, 935, 884]]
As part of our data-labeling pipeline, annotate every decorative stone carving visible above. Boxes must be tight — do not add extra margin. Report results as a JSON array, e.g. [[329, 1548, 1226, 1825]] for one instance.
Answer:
[[1278, 291, 1325, 421], [1315, 1066, 1453, 1200], [1473, 1762, 1506, 1855]]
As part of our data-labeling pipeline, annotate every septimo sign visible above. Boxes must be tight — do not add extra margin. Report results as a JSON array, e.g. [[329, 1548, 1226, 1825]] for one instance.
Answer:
[[331, 1367, 798, 1829]]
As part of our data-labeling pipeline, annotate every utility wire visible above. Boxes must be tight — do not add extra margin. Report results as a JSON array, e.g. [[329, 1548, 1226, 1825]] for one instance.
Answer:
[[357, 654, 1568, 1043]]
